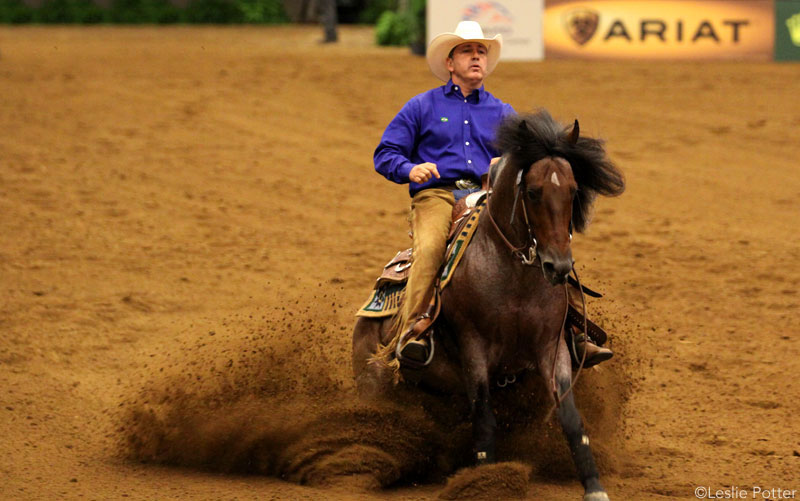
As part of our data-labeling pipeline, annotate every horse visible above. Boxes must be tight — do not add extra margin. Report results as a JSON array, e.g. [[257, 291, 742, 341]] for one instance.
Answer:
[[352, 110, 625, 500]]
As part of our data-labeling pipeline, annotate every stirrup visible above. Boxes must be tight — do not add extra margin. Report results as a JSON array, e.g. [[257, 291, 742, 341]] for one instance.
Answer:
[[395, 316, 436, 369]]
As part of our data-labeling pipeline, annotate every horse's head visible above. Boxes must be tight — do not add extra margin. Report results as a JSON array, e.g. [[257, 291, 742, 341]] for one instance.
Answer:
[[492, 111, 625, 286], [522, 153, 577, 285]]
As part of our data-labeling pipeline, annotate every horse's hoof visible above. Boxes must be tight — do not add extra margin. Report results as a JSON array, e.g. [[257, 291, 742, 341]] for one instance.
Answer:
[[584, 492, 610, 501]]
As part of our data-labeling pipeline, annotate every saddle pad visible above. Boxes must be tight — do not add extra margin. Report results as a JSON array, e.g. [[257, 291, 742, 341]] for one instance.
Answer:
[[356, 282, 406, 318]]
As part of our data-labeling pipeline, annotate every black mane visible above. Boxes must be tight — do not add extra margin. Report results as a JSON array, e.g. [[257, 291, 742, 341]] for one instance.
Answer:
[[494, 110, 625, 233]]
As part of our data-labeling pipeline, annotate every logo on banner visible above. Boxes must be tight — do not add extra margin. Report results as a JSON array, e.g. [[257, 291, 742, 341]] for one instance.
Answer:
[[565, 8, 599, 45], [788, 13, 800, 46], [561, 15, 752, 46], [462, 1, 514, 36]]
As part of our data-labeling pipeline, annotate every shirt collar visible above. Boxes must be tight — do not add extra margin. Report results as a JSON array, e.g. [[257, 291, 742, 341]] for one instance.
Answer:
[[445, 79, 485, 102]]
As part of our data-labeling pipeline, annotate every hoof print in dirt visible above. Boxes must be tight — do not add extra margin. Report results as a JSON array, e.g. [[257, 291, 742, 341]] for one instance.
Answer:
[[438, 461, 531, 500]]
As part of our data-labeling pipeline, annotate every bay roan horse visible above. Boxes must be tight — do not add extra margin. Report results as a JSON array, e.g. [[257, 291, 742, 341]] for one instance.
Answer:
[[352, 110, 625, 500]]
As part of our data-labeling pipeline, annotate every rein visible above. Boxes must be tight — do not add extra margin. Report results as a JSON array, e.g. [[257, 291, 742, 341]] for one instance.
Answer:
[[546, 266, 589, 421]]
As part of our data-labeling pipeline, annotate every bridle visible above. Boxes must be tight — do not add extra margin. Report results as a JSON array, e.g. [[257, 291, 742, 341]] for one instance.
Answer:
[[484, 160, 573, 267], [485, 167, 539, 265]]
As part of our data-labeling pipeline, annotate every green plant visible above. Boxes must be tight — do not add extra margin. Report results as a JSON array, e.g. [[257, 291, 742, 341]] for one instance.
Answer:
[[375, 8, 413, 46], [0, 0, 34, 23], [184, 0, 243, 23], [408, 0, 425, 52], [235, 0, 288, 24], [36, 0, 105, 23], [359, 0, 395, 24], [0, 0, 289, 24], [108, 0, 181, 23]]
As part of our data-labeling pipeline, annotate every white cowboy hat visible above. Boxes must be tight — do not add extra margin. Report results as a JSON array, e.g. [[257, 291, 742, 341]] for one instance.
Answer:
[[427, 21, 503, 82]]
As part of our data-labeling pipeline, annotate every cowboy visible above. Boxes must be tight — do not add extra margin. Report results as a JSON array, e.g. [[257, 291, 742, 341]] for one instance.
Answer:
[[374, 21, 612, 367]]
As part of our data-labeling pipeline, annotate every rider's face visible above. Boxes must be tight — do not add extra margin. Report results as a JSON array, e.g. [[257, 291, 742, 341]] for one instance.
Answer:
[[446, 42, 488, 87]]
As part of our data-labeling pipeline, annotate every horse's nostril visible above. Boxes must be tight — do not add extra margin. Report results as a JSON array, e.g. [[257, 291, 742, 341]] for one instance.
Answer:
[[543, 258, 571, 282]]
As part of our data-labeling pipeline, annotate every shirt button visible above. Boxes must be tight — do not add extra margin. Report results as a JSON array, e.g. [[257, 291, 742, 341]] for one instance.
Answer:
[[464, 120, 469, 124], [467, 160, 472, 164], [454, 86, 459, 90], [465, 141, 470, 146], [464, 99, 467, 103]]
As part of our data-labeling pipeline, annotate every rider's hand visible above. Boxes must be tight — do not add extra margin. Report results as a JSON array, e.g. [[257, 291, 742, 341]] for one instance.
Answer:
[[409, 162, 440, 184]]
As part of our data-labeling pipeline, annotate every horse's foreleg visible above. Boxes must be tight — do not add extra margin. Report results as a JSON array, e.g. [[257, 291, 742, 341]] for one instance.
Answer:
[[555, 378, 607, 500], [461, 343, 496, 464], [540, 335, 608, 501]]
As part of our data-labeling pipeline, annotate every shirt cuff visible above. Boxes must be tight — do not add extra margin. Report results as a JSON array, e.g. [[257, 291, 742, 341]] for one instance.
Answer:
[[398, 162, 415, 183]]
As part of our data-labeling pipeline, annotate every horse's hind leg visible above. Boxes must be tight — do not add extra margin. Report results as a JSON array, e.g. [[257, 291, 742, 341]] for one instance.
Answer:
[[540, 337, 608, 501]]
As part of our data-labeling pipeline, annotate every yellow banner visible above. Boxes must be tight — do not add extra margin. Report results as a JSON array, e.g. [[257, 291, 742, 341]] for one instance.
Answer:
[[545, 0, 774, 59]]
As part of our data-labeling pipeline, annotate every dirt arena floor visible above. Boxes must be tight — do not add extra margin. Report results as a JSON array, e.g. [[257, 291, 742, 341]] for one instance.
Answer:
[[1, 26, 799, 500]]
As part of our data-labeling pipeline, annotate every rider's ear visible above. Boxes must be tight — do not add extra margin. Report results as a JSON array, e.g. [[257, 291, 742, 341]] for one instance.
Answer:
[[567, 119, 580, 145]]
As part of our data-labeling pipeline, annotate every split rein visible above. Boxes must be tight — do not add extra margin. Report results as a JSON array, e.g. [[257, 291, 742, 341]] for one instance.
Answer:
[[483, 164, 589, 419]]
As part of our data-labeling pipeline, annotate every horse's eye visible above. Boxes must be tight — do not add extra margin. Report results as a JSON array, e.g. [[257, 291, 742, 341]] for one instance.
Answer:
[[527, 188, 542, 201]]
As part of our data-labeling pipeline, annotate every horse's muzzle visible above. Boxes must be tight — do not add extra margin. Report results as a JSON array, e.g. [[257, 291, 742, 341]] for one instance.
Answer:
[[541, 253, 573, 285]]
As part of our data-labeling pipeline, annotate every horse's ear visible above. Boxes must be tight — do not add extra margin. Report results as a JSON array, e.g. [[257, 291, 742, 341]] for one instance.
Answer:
[[567, 119, 580, 145]]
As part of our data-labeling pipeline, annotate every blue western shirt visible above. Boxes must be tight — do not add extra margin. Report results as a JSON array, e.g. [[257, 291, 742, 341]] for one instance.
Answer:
[[374, 79, 515, 197]]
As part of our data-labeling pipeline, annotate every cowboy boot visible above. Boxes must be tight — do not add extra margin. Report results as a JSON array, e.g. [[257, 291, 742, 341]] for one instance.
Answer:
[[572, 330, 613, 368], [397, 314, 434, 368]]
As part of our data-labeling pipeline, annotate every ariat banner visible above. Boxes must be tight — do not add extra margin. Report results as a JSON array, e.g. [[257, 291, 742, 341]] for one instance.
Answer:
[[775, 0, 800, 60], [545, 0, 774, 60]]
